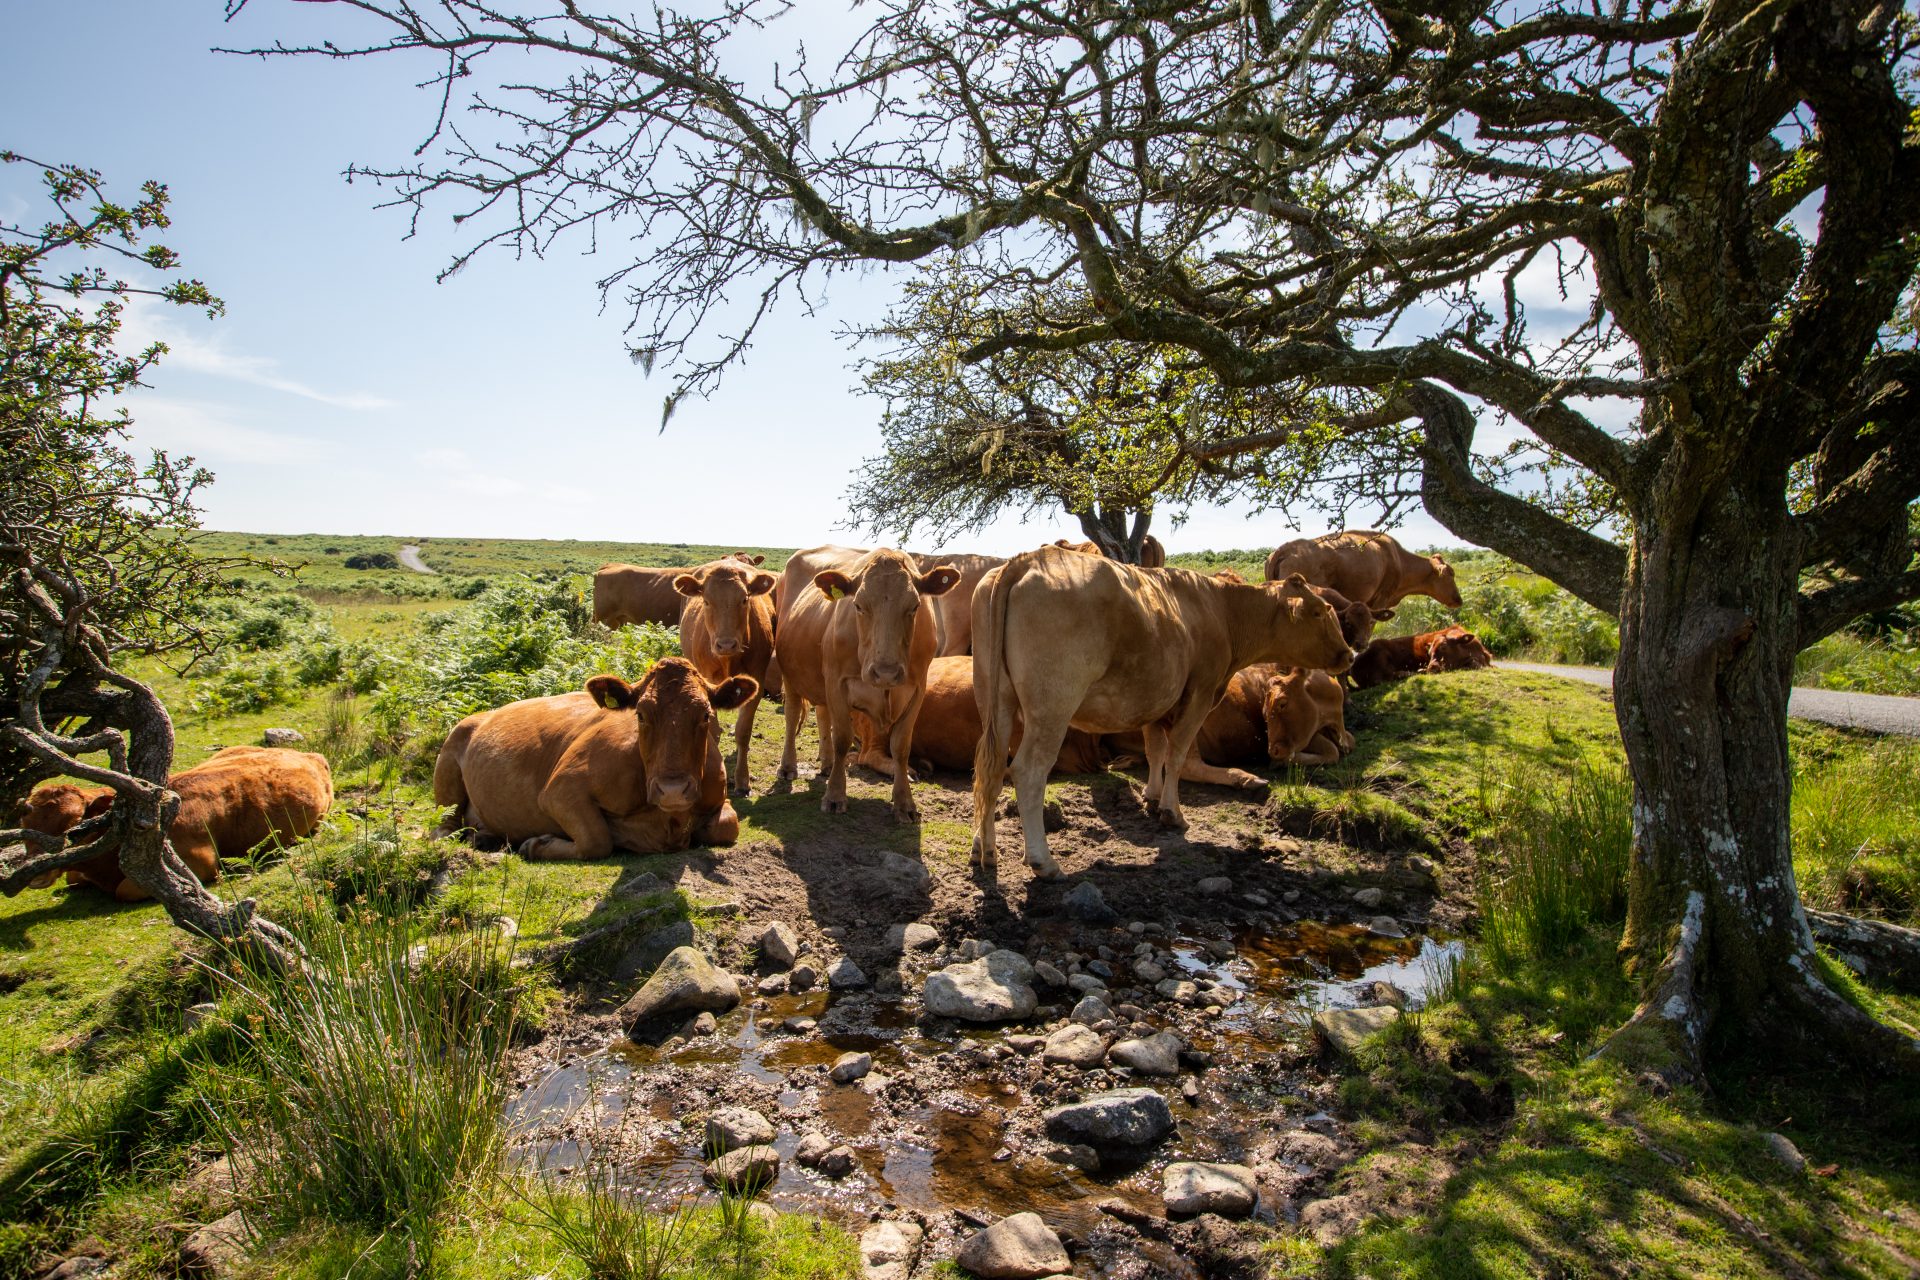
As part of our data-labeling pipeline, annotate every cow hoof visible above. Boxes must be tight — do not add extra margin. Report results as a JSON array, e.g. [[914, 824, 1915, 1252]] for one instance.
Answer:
[[893, 803, 920, 824], [730, 780, 751, 797], [776, 764, 799, 780], [1230, 770, 1264, 791], [1027, 857, 1063, 880], [821, 796, 848, 814], [1156, 810, 1189, 831], [516, 836, 549, 860]]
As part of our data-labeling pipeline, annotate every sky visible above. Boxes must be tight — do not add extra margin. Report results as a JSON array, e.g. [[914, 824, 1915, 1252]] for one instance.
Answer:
[[3, 3, 1517, 556]]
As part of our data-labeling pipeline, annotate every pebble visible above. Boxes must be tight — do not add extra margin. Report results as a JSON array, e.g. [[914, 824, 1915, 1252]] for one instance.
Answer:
[[1087, 959, 1114, 980], [1366, 916, 1406, 939], [704, 1144, 779, 1193], [756, 972, 789, 995], [828, 956, 870, 990], [830, 1051, 873, 1084], [788, 963, 819, 992], [1352, 886, 1386, 909], [688, 1011, 717, 1036], [924, 950, 1040, 1022], [1283, 890, 1302, 903], [1108, 1031, 1182, 1076], [1043, 1088, 1175, 1148], [818, 1145, 856, 1178], [1006, 1034, 1045, 1055], [1764, 1132, 1806, 1174], [704, 1107, 776, 1153], [860, 1221, 924, 1280], [758, 921, 803, 968], [781, 1015, 816, 1035], [796, 1131, 833, 1166], [955, 1212, 1071, 1279], [1070, 995, 1112, 1026], [1197, 876, 1232, 895], [1067, 973, 1108, 996], [1062, 881, 1117, 923], [1043, 1024, 1109, 1069], [1132, 959, 1167, 984], [1154, 979, 1202, 1006], [1033, 960, 1068, 987]]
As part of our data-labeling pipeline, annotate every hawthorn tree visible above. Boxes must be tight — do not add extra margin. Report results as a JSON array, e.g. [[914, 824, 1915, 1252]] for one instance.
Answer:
[[0, 152, 297, 962], [235, 0, 1920, 1073]]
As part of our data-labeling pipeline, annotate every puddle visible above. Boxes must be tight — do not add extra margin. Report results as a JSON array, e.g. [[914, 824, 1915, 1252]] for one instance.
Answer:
[[508, 918, 1459, 1265]]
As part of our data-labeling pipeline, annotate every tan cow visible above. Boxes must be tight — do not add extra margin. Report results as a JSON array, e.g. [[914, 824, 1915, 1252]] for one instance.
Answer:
[[852, 655, 1110, 776], [772, 547, 960, 820], [914, 552, 1005, 656], [1052, 535, 1167, 567], [22, 746, 333, 901], [433, 659, 754, 860], [1263, 531, 1462, 611], [1105, 663, 1354, 787], [970, 546, 1351, 877], [674, 560, 778, 793], [593, 552, 766, 629]]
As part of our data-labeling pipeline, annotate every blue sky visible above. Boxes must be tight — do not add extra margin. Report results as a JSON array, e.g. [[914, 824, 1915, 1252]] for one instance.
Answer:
[[4, 3, 1478, 555]]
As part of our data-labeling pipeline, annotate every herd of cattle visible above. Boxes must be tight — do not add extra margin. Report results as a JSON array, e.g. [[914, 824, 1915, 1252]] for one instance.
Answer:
[[14, 531, 1491, 896]]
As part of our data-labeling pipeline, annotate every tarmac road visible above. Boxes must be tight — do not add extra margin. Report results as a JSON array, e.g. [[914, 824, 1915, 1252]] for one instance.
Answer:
[[1501, 661, 1920, 738], [398, 544, 438, 575]]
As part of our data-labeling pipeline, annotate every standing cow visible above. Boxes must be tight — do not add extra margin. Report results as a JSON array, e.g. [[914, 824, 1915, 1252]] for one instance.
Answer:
[[592, 552, 766, 630], [970, 546, 1351, 878], [772, 546, 959, 820], [433, 659, 754, 859], [674, 559, 778, 793], [1263, 531, 1462, 611]]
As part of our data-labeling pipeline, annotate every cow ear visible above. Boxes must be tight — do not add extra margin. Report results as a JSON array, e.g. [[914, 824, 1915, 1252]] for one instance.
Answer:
[[1373, 608, 1395, 623], [673, 573, 703, 598], [916, 565, 961, 597], [1283, 572, 1310, 590], [746, 572, 777, 596], [709, 675, 759, 710], [586, 675, 638, 710], [742, 553, 765, 565], [83, 792, 117, 820], [814, 570, 855, 601]]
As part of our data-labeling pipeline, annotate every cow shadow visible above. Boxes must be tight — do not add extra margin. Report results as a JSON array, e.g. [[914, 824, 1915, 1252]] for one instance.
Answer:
[[0, 889, 146, 954]]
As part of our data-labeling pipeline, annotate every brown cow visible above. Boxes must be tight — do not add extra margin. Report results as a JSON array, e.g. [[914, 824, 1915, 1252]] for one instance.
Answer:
[[433, 659, 754, 860], [592, 552, 766, 629], [22, 746, 333, 901], [1052, 535, 1167, 567], [970, 547, 1351, 877], [853, 655, 1109, 776], [913, 552, 1005, 656], [1313, 585, 1389, 651], [1350, 626, 1492, 688], [773, 547, 959, 820], [1106, 664, 1353, 786], [1263, 531, 1462, 611], [674, 560, 778, 793]]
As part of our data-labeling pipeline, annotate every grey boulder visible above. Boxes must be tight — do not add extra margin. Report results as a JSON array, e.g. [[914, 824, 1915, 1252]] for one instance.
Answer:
[[1043, 1088, 1174, 1149], [923, 950, 1038, 1022], [955, 1212, 1071, 1278], [620, 946, 739, 1036], [1162, 1161, 1258, 1217]]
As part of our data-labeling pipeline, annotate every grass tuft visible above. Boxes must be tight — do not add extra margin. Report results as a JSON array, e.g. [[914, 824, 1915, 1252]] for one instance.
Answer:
[[1478, 763, 1632, 969]]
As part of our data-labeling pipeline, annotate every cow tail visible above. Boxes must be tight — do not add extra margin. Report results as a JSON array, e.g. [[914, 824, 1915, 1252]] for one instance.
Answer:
[[432, 718, 475, 822], [972, 555, 1029, 809]]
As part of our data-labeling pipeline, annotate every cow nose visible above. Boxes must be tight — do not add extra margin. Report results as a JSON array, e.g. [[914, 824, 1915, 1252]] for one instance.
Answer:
[[650, 774, 696, 809], [712, 637, 741, 655], [867, 663, 906, 688]]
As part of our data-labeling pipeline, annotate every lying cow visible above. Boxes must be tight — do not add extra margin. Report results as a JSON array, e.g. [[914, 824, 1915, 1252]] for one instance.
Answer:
[[1264, 531, 1462, 612], [852, 655, 1110, 777], [970, 547, 1351, 878], [21, 746, 333, 901], [1107, 664, 1354, 787], [433, 659, 753, 859], [1350, 626, 1494, 688], [1052, 535, 1167, 567], [592, 552, 765, 629], [674, 559, 778, 793], [773, 547, 959, 820]]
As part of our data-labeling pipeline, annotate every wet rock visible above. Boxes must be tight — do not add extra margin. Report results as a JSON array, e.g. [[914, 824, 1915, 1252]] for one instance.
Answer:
[[705, 1144, 780, 1193], [1163, 1162, 1258, 1216], [1181, 1077, 1201, 1104], [1366, 916, 1406, 939], [782, 1015, 817, 1035], [179, 1209, 254, 1275], [1312, 1005, 1400, 1058], [757, 972, 789, 996], [789, 962, 820, 992], [1006, 1034, 1045, 1056], [1032, 960, 1067, 988], [1366, 980, 1410, 1009], [828, 956, 870, 990], [831, 1051, 873, 1084], [956, 1212, 1071, 1279], [1108, 1031, 1182, 1076], [796, 1131, 834, 1167], [886, 921, 941, 953], [819, 1145, 857, 1177], [861, 1220, 924, 1280], [1351, 886, 1386, 909], [1067, 973, 1108, 996], [924, 950, 1038, 1022], [687, 1011, 718, 1037], [1043, 1024, 1108, 1069], [758, 922, 803, 968], [1044, 1088, 1175, 1149], [705, 1106, 776, 1153], [262, 727, 304, 747], [1154, 979, 1201, 1006], [1197, 876, 1232, 895], [620, 946, 739, 1037], [1062, 881, 1117, 924], [1132, 959, 1167, 984], [611, 919, 697, 983], [1764, 1132, 1806, 1174], [1069, 994, 1112, 1026]]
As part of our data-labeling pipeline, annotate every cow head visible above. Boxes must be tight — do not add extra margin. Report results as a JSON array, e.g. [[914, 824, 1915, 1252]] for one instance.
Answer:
[[1427, 555, 1464, 608], [1267, 573, 1354, 673], [19, 784, 114, 889], [726, 552, 766, 566], [1426, 630, 1493, 671], [674, 562, 775, 657], [814, 550, 960, 689], [1312, 585, 1388, 651], [586, 659, 757, 811]]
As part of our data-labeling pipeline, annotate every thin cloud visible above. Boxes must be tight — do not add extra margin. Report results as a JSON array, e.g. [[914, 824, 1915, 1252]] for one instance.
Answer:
[[128, 397, 331, 465], [123, 298, 397, 412]]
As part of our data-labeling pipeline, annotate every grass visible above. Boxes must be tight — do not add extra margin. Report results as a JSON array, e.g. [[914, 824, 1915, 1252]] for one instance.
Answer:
[[1791, 738, 1920, 923], [1478, 764, 1632, 968]]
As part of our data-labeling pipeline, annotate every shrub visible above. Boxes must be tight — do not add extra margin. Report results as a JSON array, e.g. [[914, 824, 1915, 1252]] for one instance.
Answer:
[[344, 551, 402, 570]]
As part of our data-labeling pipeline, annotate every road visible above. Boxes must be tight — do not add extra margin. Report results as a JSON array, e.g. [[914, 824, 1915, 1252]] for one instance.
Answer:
[[1502, 661, 1920, 738], [398, 544, 438, 575]]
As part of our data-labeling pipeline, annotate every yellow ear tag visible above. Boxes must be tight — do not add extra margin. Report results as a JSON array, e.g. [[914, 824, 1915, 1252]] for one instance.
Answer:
[[599, 692, 620, 709], [826, 585, 845, 601]]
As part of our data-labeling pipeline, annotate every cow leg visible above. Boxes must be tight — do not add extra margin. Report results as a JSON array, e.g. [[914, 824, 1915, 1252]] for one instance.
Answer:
[[1156, 699, 1219, 831], [885, 686, 928, 823], [729, 690, 761, 795], [1008, 719, 1069, 879], [693, 801, 741, 848], [1141, 723, 1171, 811], [1284, 738, 1342, 766], [522, 785, 614, 862], [1178, 757, 1266, 790], [778, 696, 809, 780], [821, 682, 854, 814]]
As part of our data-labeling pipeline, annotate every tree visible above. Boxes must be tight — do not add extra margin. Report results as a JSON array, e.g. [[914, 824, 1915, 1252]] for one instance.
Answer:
[[236, 0, 1920, 1073], [847, 260, 1395, 561], [0, 152, 297, 963]]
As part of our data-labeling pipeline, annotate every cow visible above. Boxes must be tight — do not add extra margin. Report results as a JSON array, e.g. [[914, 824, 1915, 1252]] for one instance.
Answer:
[[592, 552, 766, 630], [1314, 584, 1389, 652], [970, 546, 1352, 878], [914, 552, 1006, 656], [1263, 531, 1462, 612], [1350, 626, 1492, 688], [1052, 535, 1167, 567], [852, 655, 1110, 777], [674, 559, 778, 793], [433, 659, 754, 860], [1105, 664, 1354, 787], [772, 547, 960, 820], [21, 746, 333, 901]]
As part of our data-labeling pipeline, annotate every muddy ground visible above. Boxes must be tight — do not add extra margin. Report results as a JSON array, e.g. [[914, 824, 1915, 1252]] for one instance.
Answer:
[[504, 761, 1475, 1278]]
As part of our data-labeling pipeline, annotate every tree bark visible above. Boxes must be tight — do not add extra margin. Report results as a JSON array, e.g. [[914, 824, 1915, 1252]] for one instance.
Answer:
[[1609, 478, 1920, 1076]]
